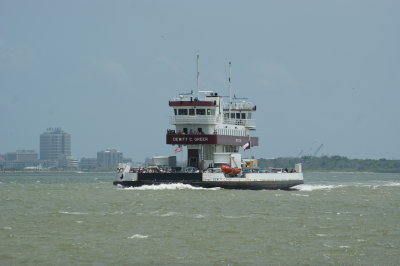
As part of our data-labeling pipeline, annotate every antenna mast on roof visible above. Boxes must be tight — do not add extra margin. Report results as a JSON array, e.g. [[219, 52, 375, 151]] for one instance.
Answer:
[[229, 61, 232, 104], [196, 54, 200, 99]]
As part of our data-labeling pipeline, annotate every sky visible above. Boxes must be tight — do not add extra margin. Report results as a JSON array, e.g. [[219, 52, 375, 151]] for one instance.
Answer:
[[1, 0, 399, 162]]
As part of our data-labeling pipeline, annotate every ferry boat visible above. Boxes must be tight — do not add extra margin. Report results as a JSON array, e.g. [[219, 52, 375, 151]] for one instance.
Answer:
[[114, 59, 303, 190]]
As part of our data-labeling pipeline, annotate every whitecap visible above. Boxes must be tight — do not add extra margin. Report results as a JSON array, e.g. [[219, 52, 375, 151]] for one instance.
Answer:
[[193, 214, 205, 219], [223, 215, 251, 219], [381, 182, 400, 187], [3, 226, 12, 230], [159, 211, 178, 217], [123, 183, 221, 191], [340, 245, 351, 249], [291, 193, 309, 197], [293, 184, 344, 191], [128, 234, 149, 239], [58, 211, 89, 215]]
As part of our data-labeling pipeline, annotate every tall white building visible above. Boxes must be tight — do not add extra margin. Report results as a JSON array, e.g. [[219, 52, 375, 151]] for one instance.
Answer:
[[97, 149, 123, 169], [40, 128, 71, 161]]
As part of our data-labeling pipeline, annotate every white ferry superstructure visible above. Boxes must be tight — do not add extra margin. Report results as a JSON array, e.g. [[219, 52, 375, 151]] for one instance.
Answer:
[[114, 60, 304, 190]]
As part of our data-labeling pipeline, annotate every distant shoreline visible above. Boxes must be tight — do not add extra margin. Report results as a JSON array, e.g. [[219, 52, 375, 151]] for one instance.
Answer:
[[259, 156, 400, 173], [0, 170, 113, 174]]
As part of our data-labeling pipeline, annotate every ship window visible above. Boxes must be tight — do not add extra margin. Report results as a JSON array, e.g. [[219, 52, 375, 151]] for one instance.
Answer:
[[178, 109, 188, 115], [230, 113, 235, 119], [189, 109, 195, 116], [196, 109, 205, 115], [224, 113, 229, 119], [247, 113, 252, 119], [174, 109, 177, 115], [207, 109, 215, 115], [236, 113, 240, 119], [241, 113, 246, 119]]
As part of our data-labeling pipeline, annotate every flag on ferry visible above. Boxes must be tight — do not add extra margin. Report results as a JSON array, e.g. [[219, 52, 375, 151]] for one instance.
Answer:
[[242, 142, 251, 150], [175, 147, 183, 153]]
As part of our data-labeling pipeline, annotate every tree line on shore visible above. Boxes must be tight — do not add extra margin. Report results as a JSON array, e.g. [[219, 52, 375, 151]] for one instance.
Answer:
[[258, 155, 400, 173]]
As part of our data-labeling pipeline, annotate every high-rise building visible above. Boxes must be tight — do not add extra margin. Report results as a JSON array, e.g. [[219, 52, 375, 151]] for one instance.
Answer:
[[97, 149, 123, 169], [40, 128, 71, 161]]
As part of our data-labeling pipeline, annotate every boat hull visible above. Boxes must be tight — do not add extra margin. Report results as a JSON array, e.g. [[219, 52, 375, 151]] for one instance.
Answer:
[[113, 172, 303, 190]]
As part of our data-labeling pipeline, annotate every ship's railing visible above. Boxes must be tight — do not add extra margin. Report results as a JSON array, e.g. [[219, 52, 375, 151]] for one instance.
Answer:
[[170, 115, 223, 125], [223, 118, 256, 128], [223, 101, 256, 110]]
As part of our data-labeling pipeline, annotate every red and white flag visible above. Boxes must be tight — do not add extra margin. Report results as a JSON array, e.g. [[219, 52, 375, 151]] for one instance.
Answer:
[[242, 142, 251, 150], [175, 147, 183, 153]]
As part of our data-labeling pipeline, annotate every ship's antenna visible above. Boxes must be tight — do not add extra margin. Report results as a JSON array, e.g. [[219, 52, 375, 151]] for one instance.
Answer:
[[196, 54, 200, 99], [229, 61, 232, 104], [229, 61, 232, 116]]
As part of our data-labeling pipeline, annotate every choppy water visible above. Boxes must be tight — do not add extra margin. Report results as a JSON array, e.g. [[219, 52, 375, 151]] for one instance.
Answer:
[[1, 171, 399, 265]]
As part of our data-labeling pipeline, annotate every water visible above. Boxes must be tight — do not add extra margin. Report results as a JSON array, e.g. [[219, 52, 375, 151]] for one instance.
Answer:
[[1, 172, 399, 265]]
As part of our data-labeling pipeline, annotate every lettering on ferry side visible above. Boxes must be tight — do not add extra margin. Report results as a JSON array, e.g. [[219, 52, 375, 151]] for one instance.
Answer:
[[194, 137, 208, 142], [236, 139, 242, 143], [172, 136, 209, 143], [173, 137, 188, 142]]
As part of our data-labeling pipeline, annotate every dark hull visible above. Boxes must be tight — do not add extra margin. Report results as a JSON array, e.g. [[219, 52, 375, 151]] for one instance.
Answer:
[[113, 173, 303, 190]]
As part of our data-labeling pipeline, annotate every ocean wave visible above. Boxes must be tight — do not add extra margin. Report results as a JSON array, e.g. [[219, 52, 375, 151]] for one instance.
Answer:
[[128, 234, 149, 239], [159, 211, 178, 217], [293, 181, 400, 191], [380, 182, 400, 187], [122, 183, 221, 191], [292, 184, 344, 191], [57, 211, 89, 215]]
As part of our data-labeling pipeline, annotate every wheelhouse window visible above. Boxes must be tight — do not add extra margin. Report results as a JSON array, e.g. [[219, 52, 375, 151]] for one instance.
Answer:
[[196, 109, 205, 115], [241, 113, 246, 119], [236, 113, 240, 119], [174, 109, 177, 115], [189, 109, 195, 116], [230, 113, 235, 119], [207, 109, 215, 115], [178, 109, 188, 115]]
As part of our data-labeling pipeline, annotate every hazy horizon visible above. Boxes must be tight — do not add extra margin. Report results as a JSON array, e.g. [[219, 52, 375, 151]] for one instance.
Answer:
[[1, 1, 399, 161]]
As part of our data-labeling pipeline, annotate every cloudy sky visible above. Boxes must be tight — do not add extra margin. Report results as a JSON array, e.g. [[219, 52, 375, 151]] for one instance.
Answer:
[[1, 0, 399, 161]]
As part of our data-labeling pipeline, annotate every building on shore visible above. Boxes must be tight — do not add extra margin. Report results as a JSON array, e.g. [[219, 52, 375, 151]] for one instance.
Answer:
[[58, 155, 79, 169], [1, 150, 40, 170], [79, 158, 98, 170], [40, 128, 71, 168], [97, 149, 123, 169]]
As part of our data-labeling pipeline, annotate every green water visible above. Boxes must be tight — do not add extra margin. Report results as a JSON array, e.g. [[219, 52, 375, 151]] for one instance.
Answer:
[[1, 172, 399, 265]]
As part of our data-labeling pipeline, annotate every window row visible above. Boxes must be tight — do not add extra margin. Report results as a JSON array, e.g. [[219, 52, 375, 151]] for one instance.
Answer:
[[174, 108, 215, 116], [224, 112, 252, 119]]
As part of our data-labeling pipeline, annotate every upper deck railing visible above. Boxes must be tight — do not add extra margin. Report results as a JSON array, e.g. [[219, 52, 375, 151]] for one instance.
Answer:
[[223, 118, 256, 128], [169, 115, 256, 128], [223, 101, 256, 111], [170, 115, 223, 125]]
